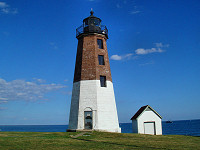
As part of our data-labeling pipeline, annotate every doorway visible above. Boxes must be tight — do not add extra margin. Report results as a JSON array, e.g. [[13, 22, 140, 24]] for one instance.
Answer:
[[84, 111, 93, 129], [144, 122, 156, 135]]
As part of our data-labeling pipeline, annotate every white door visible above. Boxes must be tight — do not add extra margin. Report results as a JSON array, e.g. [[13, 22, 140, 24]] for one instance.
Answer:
[[144, 122, 155, 135]]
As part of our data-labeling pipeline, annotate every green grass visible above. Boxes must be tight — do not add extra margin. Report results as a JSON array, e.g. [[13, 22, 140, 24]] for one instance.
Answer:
[[0, 131, 199, 150]]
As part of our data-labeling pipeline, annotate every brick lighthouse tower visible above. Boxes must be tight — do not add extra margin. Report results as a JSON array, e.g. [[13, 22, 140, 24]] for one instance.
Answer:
[[68, 10, 121, 133]]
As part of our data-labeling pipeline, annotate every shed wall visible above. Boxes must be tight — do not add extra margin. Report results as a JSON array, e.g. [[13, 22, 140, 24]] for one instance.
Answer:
[[132, 120, 138, 133], [137, 111, 162, 135]]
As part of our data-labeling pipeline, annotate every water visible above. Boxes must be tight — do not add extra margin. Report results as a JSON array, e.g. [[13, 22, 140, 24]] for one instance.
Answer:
[[162, 119, 200, 136], [0, 119, 200, 136], [120, 119, 200, 136], [0, 125, 68, 132]]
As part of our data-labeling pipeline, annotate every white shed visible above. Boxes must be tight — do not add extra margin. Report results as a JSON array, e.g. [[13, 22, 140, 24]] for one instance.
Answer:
[[130, 105, 162, 135]]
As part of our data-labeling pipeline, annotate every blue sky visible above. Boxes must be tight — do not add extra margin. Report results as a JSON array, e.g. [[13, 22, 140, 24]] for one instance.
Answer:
[[0, 0, 200, 125]]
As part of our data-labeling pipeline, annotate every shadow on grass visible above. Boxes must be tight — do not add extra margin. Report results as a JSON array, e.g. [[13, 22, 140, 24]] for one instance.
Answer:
[[71, 137, 167, 149]]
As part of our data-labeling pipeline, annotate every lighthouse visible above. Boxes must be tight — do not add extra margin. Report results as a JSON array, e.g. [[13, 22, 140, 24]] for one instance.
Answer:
[[68, 10, 121, 133]]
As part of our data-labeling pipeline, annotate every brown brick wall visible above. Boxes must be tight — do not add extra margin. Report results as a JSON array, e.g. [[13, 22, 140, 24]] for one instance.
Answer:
[[73, 34, 112, 83]]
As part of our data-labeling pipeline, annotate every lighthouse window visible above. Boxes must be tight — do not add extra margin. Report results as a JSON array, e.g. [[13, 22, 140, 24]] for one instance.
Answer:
[[98, 55, 105, 65], [97, 39, 103, 49], [84, 20, 88, 26], [94, 19, 100, 26], [100, 76, 106, 87]]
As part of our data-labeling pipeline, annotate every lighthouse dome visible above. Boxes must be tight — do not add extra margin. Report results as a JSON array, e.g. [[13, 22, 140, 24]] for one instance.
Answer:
[[83, 9, 102, 27]]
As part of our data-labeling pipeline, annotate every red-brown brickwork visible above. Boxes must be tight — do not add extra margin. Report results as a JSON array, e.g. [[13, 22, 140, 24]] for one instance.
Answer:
[[73, 34, 112, 83]]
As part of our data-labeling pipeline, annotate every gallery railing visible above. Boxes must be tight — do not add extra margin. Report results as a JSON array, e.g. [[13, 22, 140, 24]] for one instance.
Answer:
[[76, 25, 108, 38]]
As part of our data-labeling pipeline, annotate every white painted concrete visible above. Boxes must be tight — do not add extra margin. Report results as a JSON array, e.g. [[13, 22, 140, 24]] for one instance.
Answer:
[[68, 80, 121, 133]]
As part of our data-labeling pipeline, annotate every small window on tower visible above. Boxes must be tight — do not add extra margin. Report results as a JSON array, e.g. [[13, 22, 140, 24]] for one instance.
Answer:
[[97, 39, 103, 49], [98, 55, 105, 65], [100, 76, 106, 87]]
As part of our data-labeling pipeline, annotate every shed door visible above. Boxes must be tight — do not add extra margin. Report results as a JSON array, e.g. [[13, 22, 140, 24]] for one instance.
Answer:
[[144, 122, 155, 135]]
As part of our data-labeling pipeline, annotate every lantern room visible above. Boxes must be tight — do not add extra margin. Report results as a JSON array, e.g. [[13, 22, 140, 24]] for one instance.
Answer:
[[76, 10, 108, 38]]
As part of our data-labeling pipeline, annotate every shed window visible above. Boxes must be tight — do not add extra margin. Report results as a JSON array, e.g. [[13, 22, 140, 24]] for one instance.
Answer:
[[97, 39, 103, 49], [100, 76, 106, 87], [98, 55, 105, 65]]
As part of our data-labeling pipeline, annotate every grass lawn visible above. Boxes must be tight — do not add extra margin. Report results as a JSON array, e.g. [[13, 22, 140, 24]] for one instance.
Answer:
[[0, 131, 199, 150]]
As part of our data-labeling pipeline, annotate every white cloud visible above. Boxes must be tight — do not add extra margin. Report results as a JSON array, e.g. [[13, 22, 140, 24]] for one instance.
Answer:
[[135, 42, 169, 55], [0, 2, 18, 14], [139, 61, 154, 66], [124, 53, 133, 58], [0, 78, 66, 104], [66, 91, 72, 95], [33, 78, 46, 83], [0, 2, 8, 8], [116, 4, 121, 8], [23, 117, 28, 120], [111, 42, 169, 61], [2, 31, 10, 36], [64, 79, 68, 82], [130, 10, 141, 14], [110, 55, 122, 60], [135, 48, 164, 55], [0, 107, 7, 110], [154, 42, 169, 48], [155, 42, 163, 48], [129, 4, 141, 15], [110, 53, 133, 61], [49, 42, 58, 50], [0, 97, 8, 100], [0, 97, 8, 104], [0, 100, 8, 104]]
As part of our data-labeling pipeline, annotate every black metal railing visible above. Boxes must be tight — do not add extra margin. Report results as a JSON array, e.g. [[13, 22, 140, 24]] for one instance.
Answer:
[[76, 25, 108, 38]]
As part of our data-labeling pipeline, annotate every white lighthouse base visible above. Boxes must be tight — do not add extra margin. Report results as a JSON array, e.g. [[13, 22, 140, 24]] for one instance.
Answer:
[[68, 80, 121, 133]]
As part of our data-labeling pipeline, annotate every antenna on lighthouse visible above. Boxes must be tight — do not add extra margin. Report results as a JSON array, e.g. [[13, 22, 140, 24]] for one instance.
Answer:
[[90, 8, 94, 15]]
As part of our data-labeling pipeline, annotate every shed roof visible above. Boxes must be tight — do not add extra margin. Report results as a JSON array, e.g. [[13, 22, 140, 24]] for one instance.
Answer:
[[130, 105, 162, 120]]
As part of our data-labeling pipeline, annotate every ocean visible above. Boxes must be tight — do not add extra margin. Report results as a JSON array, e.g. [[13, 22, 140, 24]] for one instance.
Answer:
[[0, 119, 200, 136]]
